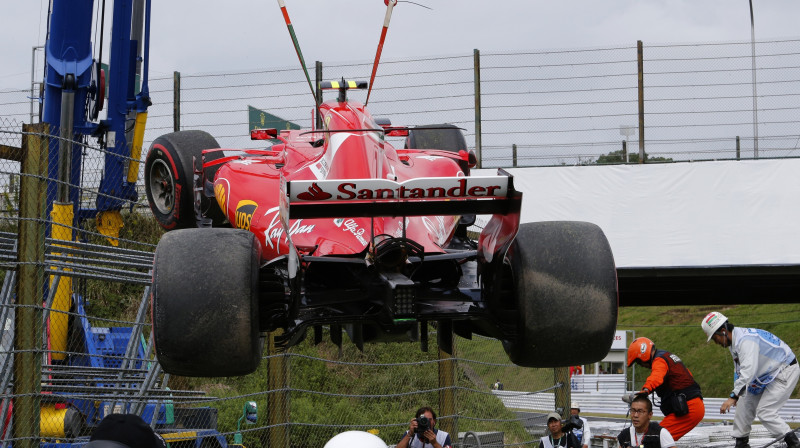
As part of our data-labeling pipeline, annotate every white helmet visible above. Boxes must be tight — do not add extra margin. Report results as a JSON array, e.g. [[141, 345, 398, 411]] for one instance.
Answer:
[[324, 431, 387, 448], [701, 311, 728, 342]]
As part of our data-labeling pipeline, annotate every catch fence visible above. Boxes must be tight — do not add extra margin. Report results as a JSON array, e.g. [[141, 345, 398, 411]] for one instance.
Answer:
[[3, 38, 799, 167]]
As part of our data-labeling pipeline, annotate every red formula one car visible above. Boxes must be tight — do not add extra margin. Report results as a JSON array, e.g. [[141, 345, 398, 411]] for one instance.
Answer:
[[144, 3, 618, 378]]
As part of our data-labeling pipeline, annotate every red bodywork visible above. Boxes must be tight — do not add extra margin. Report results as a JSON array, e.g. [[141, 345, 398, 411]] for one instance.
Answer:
[[212, 100, 472, 262]]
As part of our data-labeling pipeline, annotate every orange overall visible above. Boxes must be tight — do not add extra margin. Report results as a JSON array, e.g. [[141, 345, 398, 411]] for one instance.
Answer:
[[641, 351, 705, 441]]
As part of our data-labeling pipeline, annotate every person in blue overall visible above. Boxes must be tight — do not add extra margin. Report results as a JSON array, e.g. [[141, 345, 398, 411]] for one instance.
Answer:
[[702, 311, 800, 448]]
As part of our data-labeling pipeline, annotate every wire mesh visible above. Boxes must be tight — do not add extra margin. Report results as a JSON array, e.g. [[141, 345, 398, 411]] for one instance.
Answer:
[[2, 39, 799, 168]]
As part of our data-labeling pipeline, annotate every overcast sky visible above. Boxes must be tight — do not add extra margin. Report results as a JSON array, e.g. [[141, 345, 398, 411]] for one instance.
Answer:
[[1, 0, 800, 91]]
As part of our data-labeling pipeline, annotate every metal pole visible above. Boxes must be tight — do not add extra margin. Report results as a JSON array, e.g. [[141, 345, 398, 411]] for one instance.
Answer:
[[749, 0, 759, 158], [473, 49, 482, 169], [512, 144, 517, 167], [438, 322, 457, 441], [637, 41, 645, 163], [30, 47, 43, 124], [736, 136, 741, 160], [315, 61, 323, 130], [622, 140, 628, 163], [553, 367, 571, 417], [173, 71, 180, 132], [57, 77, 75, 203], [268, 331, 288, 448]]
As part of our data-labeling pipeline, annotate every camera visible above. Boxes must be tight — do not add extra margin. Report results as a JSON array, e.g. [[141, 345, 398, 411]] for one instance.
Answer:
[[414, 416, 430, 435], [562, 415, 583, 433]]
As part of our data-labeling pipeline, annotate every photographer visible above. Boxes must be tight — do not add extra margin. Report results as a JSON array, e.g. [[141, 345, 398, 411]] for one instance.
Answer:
[[538, 412, 581, 448], [569, 403, 591, 448], [397, 407, 452, 448]]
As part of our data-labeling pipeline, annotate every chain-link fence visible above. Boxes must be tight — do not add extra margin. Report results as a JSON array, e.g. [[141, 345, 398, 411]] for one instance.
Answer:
[[1, 37, 799, 447], [0, 121, 568, 448], [5, 39, 796, 169], [136, 38, 800, 167]]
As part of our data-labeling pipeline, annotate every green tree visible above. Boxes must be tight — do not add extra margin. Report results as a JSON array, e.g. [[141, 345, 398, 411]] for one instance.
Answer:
[[595, 150, 673, 164]]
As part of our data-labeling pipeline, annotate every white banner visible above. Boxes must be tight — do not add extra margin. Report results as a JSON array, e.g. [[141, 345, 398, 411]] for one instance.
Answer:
[[476, 158, 800, 268]]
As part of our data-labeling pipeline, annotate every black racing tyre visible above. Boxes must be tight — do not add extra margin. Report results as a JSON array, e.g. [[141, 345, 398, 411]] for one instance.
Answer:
[[501, 221, 618, 367], [406, 124, 473, 175], [144, 130, 226, 230], [152, 228, 262, 377]]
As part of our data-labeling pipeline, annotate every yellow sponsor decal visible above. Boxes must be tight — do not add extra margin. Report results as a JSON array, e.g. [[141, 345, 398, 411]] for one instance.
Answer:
[[235, 200, 258, 230]]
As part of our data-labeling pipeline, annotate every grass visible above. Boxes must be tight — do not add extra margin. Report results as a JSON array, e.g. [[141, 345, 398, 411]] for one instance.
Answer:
[[616, 304, 800, 398]]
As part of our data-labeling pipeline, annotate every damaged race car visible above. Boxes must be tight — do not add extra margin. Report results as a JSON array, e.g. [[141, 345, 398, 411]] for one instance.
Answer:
[[144, 0, 618, 377]]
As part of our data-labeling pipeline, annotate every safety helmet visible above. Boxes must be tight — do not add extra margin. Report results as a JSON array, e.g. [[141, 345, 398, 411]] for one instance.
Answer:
[[701, 311, 728, 342], [324, 431, 388, 448], [627, 337, 655, 367]]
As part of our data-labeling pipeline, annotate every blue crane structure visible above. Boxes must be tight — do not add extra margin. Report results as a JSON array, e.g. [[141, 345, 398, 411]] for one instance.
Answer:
[[13, 1, 238, 446]]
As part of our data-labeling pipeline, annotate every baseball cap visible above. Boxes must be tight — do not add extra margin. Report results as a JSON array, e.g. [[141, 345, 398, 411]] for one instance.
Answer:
[[546, 412, 561, 422], [85, 414, 166, 448], [570, 402, 580, 410]]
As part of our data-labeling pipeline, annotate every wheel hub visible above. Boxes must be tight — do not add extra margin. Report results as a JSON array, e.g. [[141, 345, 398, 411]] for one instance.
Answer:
[[149, 159, 176, 215]]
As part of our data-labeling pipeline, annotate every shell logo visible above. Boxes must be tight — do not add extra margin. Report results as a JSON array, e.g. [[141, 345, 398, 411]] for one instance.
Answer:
[[214, 183, 227, 213]]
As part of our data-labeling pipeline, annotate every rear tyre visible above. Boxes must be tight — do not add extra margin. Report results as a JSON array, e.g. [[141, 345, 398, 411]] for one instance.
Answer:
[[152, 228, 262, 377], [501, 221, 618, 367], [144, 130, 226, 230]]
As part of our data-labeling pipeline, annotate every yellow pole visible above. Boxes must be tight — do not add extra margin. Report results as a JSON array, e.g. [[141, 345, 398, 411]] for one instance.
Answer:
[[49, 202, 73, 361], [127, 111, 148, 183]]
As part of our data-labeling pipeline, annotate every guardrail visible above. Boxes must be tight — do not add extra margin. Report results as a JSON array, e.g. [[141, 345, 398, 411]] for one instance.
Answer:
[[569, 374, 627, 394], [493, 390, 800, 423]]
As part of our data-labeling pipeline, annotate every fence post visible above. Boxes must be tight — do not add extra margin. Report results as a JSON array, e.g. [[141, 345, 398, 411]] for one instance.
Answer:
[[473, 49, 482, 169], [736, 136, 741, 160], [438, 322, 457, 442], [622, 140, 627, 163], [512, 144, 517, 167], [267, 331, 289, 448], [173, 71, 180, 132], [637, 41, 645, 163], [315, 61, 323, 130], [14, 123, 47, 448], [553, 367, 571, 418]]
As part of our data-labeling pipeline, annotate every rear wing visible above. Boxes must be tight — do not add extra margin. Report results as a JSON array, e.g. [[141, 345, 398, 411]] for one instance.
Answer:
[[281, 170, 521, 220]]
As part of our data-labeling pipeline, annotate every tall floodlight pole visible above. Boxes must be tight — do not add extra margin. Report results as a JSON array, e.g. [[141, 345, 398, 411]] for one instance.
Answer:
[[749, 0, 759, 158]]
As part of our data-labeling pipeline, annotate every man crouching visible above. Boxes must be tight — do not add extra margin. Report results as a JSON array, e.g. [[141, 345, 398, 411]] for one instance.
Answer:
[[618, 395, 676, 448]]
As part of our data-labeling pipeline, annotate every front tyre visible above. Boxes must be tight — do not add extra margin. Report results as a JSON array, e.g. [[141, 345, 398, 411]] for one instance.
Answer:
[[502, 221, 618, 367], [152, 228, 262, 377]]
